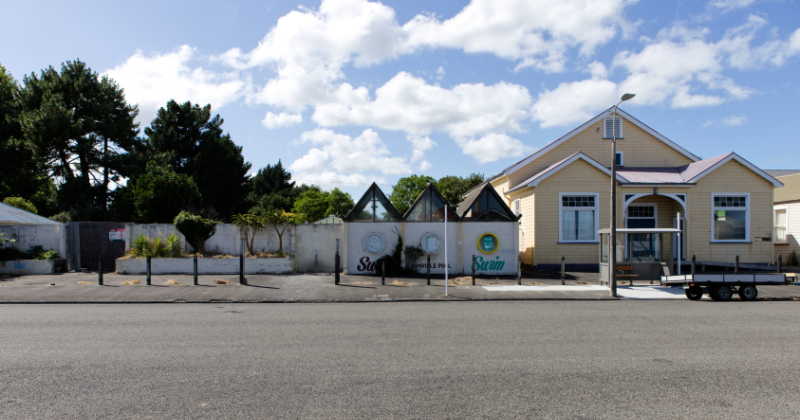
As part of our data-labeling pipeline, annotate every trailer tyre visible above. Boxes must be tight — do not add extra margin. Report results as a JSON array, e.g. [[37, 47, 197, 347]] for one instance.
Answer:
[[738, 285, 757, 301], [710, 285, 733, 301], [685, 286, 703, 300]]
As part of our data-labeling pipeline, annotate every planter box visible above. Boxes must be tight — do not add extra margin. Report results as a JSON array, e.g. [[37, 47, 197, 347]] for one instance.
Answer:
[[115, 257, 293, 275], [0, 259, 61, 275]]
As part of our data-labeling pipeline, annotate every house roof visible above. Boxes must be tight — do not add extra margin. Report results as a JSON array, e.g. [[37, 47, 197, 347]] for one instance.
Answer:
[[676, 152, 783, 187], [503, 107, 701, 176], [403, 183, 460, 221], [615, 167, 688, 184], [456, 183, 520, 221], [506, 152, 629, 194], [0, 202, 62, 225], [343, 182, 404, 222], [766, 169, 800, 178], [775, 173, 800, 203]]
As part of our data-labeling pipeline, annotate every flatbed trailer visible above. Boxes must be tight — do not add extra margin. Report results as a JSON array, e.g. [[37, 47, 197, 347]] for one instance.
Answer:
[[661, 273, 798, 301]]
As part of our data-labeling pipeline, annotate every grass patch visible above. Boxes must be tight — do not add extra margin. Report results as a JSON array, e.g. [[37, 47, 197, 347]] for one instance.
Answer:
[[448, 277, 469, 286], [76, 281, 93, 285], [164, 279, 183, 285], [214, 279, 230, 284], [122, 279, 141, 285]]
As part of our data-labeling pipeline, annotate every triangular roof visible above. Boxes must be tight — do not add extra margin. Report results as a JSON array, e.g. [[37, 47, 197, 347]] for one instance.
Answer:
[[343, 183, 403, 222], [457, 183, 520, 221], [403, 183, 459, 221], [506, 152, 630, 194], [503, 107, 701, 176], [0, 202, 62, 225], [775, 173, 800, 203], [677, 152, 783, 187]]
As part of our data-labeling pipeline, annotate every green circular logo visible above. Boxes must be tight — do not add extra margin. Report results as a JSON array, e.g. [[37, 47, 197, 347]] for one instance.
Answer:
[[478, 233, 499, 254]]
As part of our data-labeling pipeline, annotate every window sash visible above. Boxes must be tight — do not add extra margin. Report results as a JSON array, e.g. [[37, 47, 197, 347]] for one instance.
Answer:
[[712, 194, 749, 242], [775, 209, 787, 243], [560, 194, 598, 242]]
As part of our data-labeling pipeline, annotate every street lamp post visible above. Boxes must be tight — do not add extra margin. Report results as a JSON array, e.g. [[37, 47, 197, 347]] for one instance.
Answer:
[[610, 93, 635, 297]]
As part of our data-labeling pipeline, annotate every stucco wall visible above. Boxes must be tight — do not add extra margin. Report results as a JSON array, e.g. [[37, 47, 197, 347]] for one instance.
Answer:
[[345, 222, 401, 275], [127, 223, 295, 255], [460, 222, 519, 275], [0, 224, 67, 259], [404, 221, 459, 275], [294, 224, 343, 273], [0, 259, 56, 274], [115, 257, 292, 274]]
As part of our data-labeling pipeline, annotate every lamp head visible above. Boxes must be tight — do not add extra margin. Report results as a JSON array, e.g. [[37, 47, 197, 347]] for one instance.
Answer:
[[621, 93, 636, 102]]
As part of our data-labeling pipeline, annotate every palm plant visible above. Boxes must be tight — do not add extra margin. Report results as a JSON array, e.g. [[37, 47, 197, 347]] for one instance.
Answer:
[[231, 213, 266, 255], [261, 210, 305, 256]]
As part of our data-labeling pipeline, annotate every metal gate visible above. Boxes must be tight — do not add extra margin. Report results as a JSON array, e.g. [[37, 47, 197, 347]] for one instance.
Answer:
[[72, 222, 127, 271]]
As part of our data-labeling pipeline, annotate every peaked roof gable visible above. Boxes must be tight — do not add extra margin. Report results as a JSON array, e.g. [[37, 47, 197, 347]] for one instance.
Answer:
[[504, 107, 701, 176], [678, 152, 783, 187], [343, 182, 404, 222], [456, 183, 520, 221], [403, 183, 460, 221], [506, 152, 630, 193]]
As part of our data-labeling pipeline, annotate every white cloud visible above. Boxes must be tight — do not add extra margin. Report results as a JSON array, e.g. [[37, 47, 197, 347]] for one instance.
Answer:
[[710, 0, 756, 11], [455, 133, 528, 164], [291, 171, 383, 190], [403, 0, 634, 72], [722, 114, 747, 125], [530, 72, 618, 128], [289, 129, 411, 180], [262, 112, 303, 129], [105, 45, 245, 123], [436, 66, 445, 80], [407, 135, 436, 171], [702, 119, 715, 127], [770, 155, 791, 163]]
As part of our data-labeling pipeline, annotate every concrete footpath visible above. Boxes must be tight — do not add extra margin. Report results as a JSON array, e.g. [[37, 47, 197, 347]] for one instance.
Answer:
[[1, 271, 799, 303]]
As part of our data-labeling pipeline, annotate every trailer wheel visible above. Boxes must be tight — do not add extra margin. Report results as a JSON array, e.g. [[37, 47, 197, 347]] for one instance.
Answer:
[[738, 285, 758, 301], [710, 285, 733, 301], [685, 286, 703, 300]]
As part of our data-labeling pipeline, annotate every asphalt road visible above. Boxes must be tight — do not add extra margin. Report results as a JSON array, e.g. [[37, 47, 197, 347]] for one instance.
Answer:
[[1, 301, 798, 419]]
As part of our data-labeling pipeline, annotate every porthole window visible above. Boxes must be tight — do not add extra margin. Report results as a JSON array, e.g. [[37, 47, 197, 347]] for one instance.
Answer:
[[420, 232, 442, 254]]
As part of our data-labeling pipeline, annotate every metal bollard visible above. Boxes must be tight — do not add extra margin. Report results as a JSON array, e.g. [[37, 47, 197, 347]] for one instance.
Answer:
[[778, 255, 782, 274], [427, 256, 431, 286], [239, 238, 246, 285], [517, 255, 522, 285], [561, 256, 565, 286], [193, 255, 198, 285], [735, 255, 739, 274], [472, 255, 476, 285], [691, 255, 696, 276], [334, 239, 340, 285], [98, 258, 103, 285], [381, 260, 385, 286], [146, 256, 151, 285]]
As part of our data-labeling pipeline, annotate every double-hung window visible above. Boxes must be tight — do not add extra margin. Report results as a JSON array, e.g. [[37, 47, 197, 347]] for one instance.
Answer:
[[774, 207, 788, 244], [560, 193, 599, 242], [513, 199, 520, 216], [712, 194, 750, 242]]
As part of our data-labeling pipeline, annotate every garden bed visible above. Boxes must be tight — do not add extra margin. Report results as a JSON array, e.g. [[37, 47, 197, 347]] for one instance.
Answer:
[[115, 257, 293, 275]]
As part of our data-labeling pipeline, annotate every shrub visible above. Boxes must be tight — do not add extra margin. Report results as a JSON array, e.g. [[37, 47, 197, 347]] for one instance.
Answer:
[[3, 197, 37, 214], [788, 250, 800, 267], [174, 211, 217, 253], [375, 236, 405, 277], [128, 234, 183, 258], [403, 245, 424, 270]]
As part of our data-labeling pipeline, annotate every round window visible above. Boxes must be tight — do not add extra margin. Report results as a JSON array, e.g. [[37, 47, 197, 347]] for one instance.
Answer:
[[477, 233, 499, 254], [420, 232, 442, 254], [363, 233, 385, 254]]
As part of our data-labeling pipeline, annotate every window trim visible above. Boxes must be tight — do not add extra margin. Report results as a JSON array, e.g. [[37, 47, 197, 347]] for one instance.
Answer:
[[615, 151, 624, 167], [774, 205, 789, 245], [710, 193, 750, 243], [559, 192, 600, 243], [603, 116, 623, 139]]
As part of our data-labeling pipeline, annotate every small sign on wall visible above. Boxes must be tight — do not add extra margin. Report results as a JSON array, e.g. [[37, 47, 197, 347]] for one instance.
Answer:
[[109, 229, 125, 242]]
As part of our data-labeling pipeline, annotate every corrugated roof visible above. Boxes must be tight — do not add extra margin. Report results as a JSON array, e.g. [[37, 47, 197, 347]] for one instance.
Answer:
[[676, 153, 731, 181], [616, 167, 689, 184], [0, 202, 62, 225], [766, 169, 800, 178], [506, 152, 629, 193], [775, 173, 800, 203]]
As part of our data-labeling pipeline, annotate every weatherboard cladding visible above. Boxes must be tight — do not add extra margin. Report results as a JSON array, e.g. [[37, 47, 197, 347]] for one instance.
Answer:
[[774, 173, 800, 203]]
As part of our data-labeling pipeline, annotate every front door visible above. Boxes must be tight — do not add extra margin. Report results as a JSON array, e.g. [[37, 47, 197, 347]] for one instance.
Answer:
[[626, 204, 657, 262]]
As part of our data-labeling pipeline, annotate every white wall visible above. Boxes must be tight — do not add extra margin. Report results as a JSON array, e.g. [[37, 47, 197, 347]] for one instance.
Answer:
[[460, 222, 519, 275], [404, 222, 459, 275], [0, 224, 67, 258], [127, 223, 294, 255], [345, 222, 401, 274], [115, 257, 292, 275], [0, 259, 55, 274], [294, 224, 343, 272]]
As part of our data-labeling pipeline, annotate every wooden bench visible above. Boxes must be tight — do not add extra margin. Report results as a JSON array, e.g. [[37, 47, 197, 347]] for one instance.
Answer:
[[617, 265, 638, 285]]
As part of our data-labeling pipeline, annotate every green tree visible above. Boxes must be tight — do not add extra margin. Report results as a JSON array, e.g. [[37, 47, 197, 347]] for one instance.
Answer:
[[326, 188, 354, 217], [435, 173, 485, 206], [0, 66, 54, 213], [263, 210, 304, 256], [3, 197, 37, 214], [128, 161, 201, 223], [389, 175, 436, 215], [230, 213, 265, 255], [292, 188, 330, 223], [248, 160, 295, 211], [15, 60, 140, 220], [144, 100, 251, 218], [174, 211, 218, 254]]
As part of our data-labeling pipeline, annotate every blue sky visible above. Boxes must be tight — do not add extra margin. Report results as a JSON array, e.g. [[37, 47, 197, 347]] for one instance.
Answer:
[[3, 0, 799, 196]]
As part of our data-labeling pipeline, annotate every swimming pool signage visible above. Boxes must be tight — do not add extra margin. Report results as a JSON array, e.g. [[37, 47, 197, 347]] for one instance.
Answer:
[[477, 233, 499, 254]]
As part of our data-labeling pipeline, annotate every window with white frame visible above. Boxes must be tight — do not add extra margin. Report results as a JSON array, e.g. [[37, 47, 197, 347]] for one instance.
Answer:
[[560, 194, 599, 242], [615, 151, 624, 167], [712, 194, 749, 242], [774, 207, 787, 244], [513, 199, 520, 216], [604, 116, 622, 138]]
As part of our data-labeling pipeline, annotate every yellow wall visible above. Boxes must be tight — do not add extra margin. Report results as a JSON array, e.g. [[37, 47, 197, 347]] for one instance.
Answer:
[[507, 189, 535, 265], [507, 117, 694, 188], [686, 160, 774, 264], [533, 159, 613, 265]]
